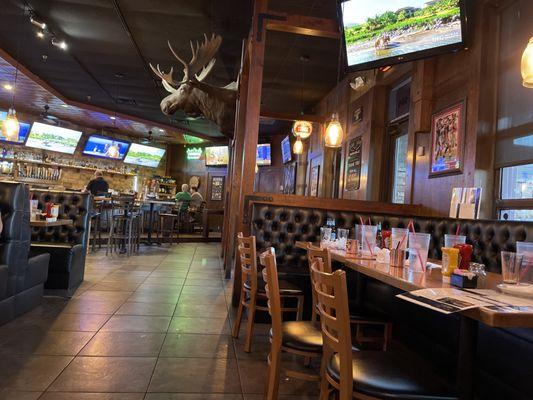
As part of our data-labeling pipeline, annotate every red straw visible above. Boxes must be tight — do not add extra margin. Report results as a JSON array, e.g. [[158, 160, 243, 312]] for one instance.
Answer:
[[359, 216, 365, 226], [455, 224, 461, 236]]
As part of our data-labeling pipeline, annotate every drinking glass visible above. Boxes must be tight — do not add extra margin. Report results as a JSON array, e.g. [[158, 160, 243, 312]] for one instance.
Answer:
[[516, 242, 533, 283], [354, 224, 363, 251], [361, 225, 378, 255], [391, 228, 409, 250], [444, 234, 466, 248], [408, 233, 431, 271], [320, 227, 332, 247], [337, 228, 349, 250], [501, 251, 524, 284]]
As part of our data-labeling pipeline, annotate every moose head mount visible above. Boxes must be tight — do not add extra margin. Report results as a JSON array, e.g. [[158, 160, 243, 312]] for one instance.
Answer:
[[150, 34, 237, 137]]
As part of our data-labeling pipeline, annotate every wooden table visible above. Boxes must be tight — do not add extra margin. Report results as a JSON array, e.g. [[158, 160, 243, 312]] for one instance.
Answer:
[[30, 219, 73, 227], [295, 241, 533, 399]]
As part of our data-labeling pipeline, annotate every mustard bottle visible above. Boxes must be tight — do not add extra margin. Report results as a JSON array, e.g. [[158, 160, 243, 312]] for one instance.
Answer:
[[442, 247, 459, 280]]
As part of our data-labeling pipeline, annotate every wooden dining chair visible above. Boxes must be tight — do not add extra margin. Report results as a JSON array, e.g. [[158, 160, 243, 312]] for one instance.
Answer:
[[306, 244, 393, 351], [260, 248, 322, 400], [309, 260, 457, 400], [232, 233, 304, 353]]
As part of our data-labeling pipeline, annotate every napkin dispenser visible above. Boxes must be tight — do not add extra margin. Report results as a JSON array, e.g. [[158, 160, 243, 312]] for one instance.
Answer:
[[451, 269, 478, 289]]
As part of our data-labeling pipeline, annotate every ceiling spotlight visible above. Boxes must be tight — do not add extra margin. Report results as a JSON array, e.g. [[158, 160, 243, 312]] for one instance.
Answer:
[[109, 116, 116, 120], [2, 83, 13, 91], [30, 16, 46, 30], [52, 38, 68, 50], [61, 104, 69, 108], [36, 30, 45, 39]]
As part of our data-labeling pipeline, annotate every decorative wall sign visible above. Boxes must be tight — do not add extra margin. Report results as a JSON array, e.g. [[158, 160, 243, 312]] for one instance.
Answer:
[[344, 136, 362, 191], [309, 165, 320, 197], [210, 176, 225, 201], [429, 100, 466, 177], [282, 163, 296, 195], [352, 106, 363, 125], [186, 147, 203, 160], [189, 175, 200, 188]]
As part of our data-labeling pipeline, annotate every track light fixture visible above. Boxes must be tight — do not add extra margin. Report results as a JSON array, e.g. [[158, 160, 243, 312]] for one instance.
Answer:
[[29, 14, 46, 30], [51, 37, 68, 50]]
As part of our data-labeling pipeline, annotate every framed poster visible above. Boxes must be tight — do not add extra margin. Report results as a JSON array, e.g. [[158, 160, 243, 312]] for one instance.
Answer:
[[429, 100, 466, 177], [282, 163, 296, 194], [210, 176, 225, 201], [310, 165, 320, 197], [352, 106, 363, 125], [345, 136, 362, 191]]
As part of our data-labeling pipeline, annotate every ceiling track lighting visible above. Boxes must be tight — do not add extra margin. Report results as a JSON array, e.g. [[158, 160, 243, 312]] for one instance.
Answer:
[[30, 15, 46, 30], [51, 37, 68, 51]]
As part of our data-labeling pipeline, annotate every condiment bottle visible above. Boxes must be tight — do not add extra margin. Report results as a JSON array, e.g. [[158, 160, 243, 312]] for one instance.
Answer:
[[469, 262, 487, 289], [442, 247, 459, 280], [454, 243, 473, 269]]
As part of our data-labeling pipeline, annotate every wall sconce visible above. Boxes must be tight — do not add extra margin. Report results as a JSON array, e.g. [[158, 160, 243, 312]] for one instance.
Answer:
[[522, 37, 533, 88], [293, 137, 304, 155], [324, 113, 344, 148]]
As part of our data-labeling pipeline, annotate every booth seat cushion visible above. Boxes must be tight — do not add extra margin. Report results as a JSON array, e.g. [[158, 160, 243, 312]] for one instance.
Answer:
[[0, 264, 8, 300]]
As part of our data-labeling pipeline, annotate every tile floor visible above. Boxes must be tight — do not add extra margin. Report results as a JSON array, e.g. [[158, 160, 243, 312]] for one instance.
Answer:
[[0, 243, 318, 399]]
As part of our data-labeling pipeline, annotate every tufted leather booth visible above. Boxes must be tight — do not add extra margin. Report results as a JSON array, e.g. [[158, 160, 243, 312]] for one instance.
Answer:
[[29, 189, 91, 296], [250, 200, 533, 398], [252, 205, 532, 274], [0, 182, 50, 325]]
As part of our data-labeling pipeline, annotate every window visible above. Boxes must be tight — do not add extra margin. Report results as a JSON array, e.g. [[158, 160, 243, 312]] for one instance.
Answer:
[[497, 163, 533, 221], [392, 134, 408, 204]]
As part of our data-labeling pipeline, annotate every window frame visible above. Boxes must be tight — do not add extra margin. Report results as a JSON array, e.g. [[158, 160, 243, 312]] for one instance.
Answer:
[[494, 162, 533, 221]]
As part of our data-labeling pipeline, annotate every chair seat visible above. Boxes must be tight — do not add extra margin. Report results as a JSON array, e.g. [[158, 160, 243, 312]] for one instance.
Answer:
[[327, 351, 457, 400], [244, 278, 302, 295], [272, 321, 323, 352]]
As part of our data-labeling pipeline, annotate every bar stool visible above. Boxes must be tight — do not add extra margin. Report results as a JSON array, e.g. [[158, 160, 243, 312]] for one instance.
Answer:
[[307, 245, 393, 350], [260, 248, 322, 400], [309, 260, 457, 400], [157, 205, 179, 245], [106, 196, 137, 256], [232, 233, 304, 353]]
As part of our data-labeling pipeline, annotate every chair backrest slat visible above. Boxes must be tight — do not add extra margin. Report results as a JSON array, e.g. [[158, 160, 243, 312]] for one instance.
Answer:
[[237, 232, 257, 293], [259, 248, 282, 344], [306, 244, 332, 321]]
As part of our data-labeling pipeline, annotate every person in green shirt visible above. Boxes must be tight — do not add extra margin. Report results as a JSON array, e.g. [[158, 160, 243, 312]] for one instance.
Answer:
[[175, 183, 192, 211]]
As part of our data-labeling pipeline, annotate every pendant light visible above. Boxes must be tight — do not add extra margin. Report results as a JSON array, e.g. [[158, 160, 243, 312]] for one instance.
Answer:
[[3, 108, 20, 141], [292, 55, 312, 140], [293, 136, 304, 155], [324, 8, 345, 148], [522, 37, 533, 88]]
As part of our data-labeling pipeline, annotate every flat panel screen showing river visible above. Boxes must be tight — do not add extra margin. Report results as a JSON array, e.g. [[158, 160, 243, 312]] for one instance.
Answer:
[[342, 0, 463, 69]]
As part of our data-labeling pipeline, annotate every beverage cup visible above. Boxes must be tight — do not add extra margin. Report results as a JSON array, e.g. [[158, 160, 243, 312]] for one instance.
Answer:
[[445, 234, 466, 248], [320, 227, 332, 246], [408, 233, 431, 271], [392, 228, 409, 250], [337, 228, 349, 250], [354, 225, 363, 251], [516, 241, 533, 283], [501, 251, 524, 284], [390, 249, 406, 267], [361, 225, 378, 255]]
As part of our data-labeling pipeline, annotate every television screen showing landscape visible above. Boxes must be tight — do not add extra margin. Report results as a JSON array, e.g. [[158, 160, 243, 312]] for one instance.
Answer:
[[0, 110, 31, 144], [124, 143, 165, 168], [26, 122, 82, 154], [342, 0, 463, 69], [281, 136, 292, 164], [257, 143, 271, 166], [205, 146, 229, 166], [82, 135, 130, 160]]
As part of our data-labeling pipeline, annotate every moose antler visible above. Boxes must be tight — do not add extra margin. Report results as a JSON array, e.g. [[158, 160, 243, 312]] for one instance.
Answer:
[[168, 33, 221, 82]]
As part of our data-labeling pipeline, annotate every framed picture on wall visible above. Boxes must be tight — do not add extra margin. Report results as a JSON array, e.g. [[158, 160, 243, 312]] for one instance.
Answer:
[[309, 165, 320, 197], [344, 136, 362, 191], [282, 163, 296, 194], [210, 176, 225, 201], [352, 106, 363, 125], [429, 100, 466, 177]]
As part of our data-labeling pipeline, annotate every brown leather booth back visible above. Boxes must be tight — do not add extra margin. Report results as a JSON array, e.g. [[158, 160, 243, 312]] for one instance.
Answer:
[[251, 204, 532, 273], [30, 190, 91, 247]]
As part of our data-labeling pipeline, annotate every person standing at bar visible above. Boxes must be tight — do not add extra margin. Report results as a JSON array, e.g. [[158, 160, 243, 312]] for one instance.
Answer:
[[83, 170, 109, 196]]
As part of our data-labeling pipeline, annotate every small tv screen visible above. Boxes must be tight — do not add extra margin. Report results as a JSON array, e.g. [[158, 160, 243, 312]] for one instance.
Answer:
[[281, 136, 292, 164], [0, 111, 31, 144], [26, 122, 82, 154], [124, 143, 166, 168], [82, 135, 130, 160], [257, 143, 271, 166], [205, 146, 229, 166], [342, 0, 466, 71]]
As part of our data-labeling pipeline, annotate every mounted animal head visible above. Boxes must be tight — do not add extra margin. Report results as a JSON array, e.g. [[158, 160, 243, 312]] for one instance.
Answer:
[[149, 34, 237, 136]]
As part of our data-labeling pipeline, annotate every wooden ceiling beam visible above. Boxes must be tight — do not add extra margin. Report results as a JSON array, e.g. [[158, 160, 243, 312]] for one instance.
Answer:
[[260, 109, 326, 124], [264, 11, 340, 39]]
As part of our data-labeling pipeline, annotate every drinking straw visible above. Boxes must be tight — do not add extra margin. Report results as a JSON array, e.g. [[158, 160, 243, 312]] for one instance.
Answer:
[[398, 233, 407, 249], [407, 220, 425, 272], [359, 216, 365, 226], [455, 224, 461, 236]]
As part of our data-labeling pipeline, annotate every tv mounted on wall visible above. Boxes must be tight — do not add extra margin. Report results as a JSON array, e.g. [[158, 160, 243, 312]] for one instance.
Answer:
[[0, 110, 31, 145], [25, 122, 82, 154], [124, 143, 165, 168], [341, 0, 467, 72], [205, 146, 229, 166], [256, 143, 272, 166], [281, 136, 292, 164], [82, 134, 130, 160]]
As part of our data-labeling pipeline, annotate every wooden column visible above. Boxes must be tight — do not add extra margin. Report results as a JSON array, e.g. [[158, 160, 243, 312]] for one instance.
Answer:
[[224, 0, 268, 304]]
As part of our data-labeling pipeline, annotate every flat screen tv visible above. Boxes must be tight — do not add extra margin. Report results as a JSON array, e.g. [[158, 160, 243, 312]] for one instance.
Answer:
[[124, 143, 166, 168], [205, 146, 229, 166], [256, 143, 271, 166], [82, 134, 130, 160], [0, 111, 31, 145], [341, 0, 467, 72], [281, 136, 292, 164], [25, 122, 82, 154]]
